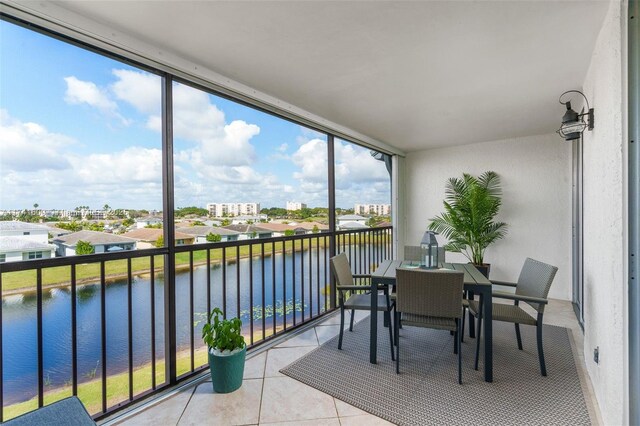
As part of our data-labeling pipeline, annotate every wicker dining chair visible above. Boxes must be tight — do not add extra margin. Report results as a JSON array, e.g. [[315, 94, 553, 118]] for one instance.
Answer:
[[330, 253, 395, 360], [404, 245, 476, 342], [468, 258, 558, 376], [394, 268, 465, 384]]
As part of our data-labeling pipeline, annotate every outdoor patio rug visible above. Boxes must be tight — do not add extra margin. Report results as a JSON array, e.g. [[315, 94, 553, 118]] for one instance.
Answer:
[[281, 316, 591, 425]]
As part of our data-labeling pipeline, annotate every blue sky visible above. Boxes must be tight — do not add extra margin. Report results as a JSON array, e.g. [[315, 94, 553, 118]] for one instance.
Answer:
[[0, 20, 390, 211]]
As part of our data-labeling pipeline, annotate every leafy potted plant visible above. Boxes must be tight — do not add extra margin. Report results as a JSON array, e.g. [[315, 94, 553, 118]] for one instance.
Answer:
[[202, 307, 246, 393], [428, 171, 508, 277]]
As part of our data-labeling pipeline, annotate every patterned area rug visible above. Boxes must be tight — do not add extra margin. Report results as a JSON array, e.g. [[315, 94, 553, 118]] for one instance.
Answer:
[[281, 316, 590, 425]]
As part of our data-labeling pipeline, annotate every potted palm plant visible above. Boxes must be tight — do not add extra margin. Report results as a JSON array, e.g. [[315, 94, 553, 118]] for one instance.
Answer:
[[202, 308, 246, 393], [428, 171, 508, 278]]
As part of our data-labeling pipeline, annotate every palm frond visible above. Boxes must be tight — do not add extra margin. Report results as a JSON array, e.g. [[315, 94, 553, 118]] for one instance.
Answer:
[[428, 171, 508, 264]]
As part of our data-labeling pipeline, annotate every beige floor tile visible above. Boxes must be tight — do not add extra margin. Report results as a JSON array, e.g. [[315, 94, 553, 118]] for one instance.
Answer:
[[276, 328, 319, 348], [338, 414, 394, 425], [318, 312, 346, 327], [315, 325, 341, 345], [178, 379, 263, 426], [260, 418, 341, 426], [319, 311, 368, 328], [116, 387, 194, 426], [264, 346, 316, 377], [333, 399, 367, 417], [244, 352, 267, 379], [259, 377, 337, 423]]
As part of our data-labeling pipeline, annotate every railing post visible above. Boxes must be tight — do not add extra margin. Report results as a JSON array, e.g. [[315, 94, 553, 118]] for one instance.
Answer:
[[328, 134, 337, 309], [162, 74, 177, 385], [628, 0, 639, 423]]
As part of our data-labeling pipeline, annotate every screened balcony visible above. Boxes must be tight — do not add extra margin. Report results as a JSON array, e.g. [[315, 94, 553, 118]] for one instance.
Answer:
[[0, 1, 637, 425]]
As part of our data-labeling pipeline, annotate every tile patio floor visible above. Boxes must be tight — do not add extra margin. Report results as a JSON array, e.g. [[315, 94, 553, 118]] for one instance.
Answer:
[[104, 299, 601, 426]]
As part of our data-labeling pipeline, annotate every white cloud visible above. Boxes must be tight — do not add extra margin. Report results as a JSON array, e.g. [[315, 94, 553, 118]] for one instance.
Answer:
[[111, 69, 161, 115], [106, 71, 265, 190], [0, 109, 73, 172], [0, 110, 163, 209], [292, 138, 328, 184], [289, 138, 391, 207], [277, 143, 288, 152], [64, 76, 129, 125], [334, 141, 389, 183], [69, 146, 162, 184]]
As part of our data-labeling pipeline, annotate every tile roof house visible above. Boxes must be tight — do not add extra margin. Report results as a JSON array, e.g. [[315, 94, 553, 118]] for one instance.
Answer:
[[53, 230, 137, 256], [294, 221, 330, 233], [122, 228, 195, 249], [336, 215, 369, 230], [175, 226, 240, 243], [221, 224, 273, 240], [0, 221, 56, 262], [256, 222, 307, 236], [0, 236, 56, 263]]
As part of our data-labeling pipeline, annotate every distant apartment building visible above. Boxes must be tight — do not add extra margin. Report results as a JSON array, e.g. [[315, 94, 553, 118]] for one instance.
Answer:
[[354, 204, 391, 216], [286, 202, 307, 211], [0, 208, 123, 220], [206, 203, 260, 217]]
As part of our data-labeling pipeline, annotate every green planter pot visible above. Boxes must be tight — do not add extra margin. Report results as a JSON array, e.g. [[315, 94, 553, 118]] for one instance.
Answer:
[[208, 346, 246, 393]]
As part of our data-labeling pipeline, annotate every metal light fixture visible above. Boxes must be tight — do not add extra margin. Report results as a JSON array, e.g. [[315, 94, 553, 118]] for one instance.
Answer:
[[557, 90, 595, 141]]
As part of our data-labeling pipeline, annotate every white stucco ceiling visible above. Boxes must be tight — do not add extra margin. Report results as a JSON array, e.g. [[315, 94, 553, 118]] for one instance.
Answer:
[[50, 1, 610, 152]]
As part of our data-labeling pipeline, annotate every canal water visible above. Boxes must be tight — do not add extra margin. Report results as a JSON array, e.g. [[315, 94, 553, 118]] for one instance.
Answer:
[[2, 246, 349, 404]]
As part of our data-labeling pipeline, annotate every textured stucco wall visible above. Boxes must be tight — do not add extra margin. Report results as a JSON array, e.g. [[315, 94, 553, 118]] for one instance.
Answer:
[[581, 1, 626, 424], [404, 133, 572, 300]]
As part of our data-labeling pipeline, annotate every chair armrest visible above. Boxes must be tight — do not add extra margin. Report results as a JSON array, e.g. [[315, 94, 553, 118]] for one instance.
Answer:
[[490, 280, 517, 287], [353, 274, 371, 279], [492, 291, 548, 305]]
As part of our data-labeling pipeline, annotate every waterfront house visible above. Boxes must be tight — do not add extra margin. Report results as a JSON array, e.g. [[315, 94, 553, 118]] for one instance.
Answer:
[[256, 222, 306, 237], [230, 214, 268, 225], [0, 237, 55, 263], [221, 224, 274, 240], [175, 226, 240, 243], [122, 228, 195, 249], [294, 221, 330, 233], [336, 214, 369, 230], [53, 230, 137, 256], [0, 221, 56, 262]]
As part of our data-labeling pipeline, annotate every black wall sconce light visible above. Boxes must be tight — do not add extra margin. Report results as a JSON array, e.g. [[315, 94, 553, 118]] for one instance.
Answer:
[[557, 90, 595, 141]]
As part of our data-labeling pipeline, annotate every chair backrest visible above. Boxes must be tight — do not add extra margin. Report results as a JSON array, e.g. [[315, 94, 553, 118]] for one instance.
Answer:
[[404, 245, 424, 261], [404, 246, 446, 263], [515, 258, 558, 313], [396, 269, 464, 319], [330, 253, 354, 286]]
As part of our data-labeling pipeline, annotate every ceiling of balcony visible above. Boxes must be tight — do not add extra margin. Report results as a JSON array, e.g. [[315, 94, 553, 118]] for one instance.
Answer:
[[51, 1, 609, 152]]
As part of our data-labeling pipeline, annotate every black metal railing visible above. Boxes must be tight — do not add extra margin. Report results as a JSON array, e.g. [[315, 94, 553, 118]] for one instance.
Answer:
[[0, 226, 392, 421]]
